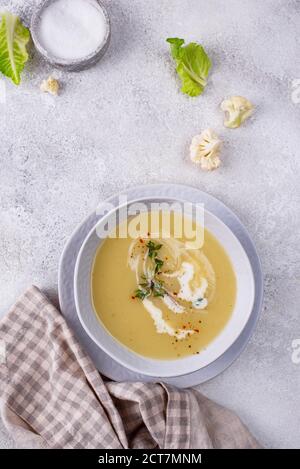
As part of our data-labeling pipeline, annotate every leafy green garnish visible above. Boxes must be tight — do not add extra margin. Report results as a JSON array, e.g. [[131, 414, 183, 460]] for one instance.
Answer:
[[166, 37, 211, 97], [134, 288, 150, 300], [134, 278, 166, 300], [134, 240, 166, 300], [146, 241, 162, 259], [152, 279, 165, 297], [154, 257, 163, 274], [0, 12, 30, 85]]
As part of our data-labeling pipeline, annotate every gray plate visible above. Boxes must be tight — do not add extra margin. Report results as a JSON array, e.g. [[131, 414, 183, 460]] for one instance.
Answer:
[[58, 184, 263, 388]]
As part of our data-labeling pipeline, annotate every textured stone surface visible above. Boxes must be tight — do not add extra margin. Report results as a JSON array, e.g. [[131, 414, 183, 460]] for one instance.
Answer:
[[0, 0, 299, 449]]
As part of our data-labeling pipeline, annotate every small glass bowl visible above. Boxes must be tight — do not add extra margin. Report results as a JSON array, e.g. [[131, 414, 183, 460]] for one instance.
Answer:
[[31, 0, 111, 71]]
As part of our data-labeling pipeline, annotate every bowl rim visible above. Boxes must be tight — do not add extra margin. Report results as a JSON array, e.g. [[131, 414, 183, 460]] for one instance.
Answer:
[[74, 196, 255, 377], [30, 0, 111, 70]]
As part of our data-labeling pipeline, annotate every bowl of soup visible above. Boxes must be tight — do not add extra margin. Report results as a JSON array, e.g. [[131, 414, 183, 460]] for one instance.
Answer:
[[74, 199, 255, 377]]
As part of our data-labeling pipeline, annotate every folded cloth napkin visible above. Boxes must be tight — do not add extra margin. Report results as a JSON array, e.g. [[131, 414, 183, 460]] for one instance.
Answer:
[[0, 286, 260, 449]]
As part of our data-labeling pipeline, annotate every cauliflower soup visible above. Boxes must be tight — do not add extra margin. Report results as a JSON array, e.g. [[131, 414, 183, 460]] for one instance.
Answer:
[[91, 211, 236, 360]]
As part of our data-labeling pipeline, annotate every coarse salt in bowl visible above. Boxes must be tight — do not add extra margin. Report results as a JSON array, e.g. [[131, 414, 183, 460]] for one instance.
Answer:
[[31, 0, 110, 71]]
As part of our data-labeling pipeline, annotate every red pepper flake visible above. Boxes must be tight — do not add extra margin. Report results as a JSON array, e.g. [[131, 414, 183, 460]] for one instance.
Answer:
[[147, 232, 150, 236], [182, 325, 186, 329], [173, 292, 177, 296], [194, 329, 199, 333], [139, 238, 144, 243], [131, 296, 135, 300]]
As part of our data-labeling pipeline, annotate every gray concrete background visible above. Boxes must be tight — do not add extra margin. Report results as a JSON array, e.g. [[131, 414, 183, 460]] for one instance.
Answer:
[[0, 0, 299, 449]]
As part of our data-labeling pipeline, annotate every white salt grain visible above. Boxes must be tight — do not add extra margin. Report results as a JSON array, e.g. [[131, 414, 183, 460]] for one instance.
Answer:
[[37, 0, 107, 61]]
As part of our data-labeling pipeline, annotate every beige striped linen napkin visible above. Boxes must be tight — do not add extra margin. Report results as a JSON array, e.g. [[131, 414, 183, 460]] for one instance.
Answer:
[[0, 286, 260, 449]]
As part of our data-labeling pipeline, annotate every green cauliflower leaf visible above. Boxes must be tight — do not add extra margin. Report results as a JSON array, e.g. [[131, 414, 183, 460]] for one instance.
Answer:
[[166, 37, 211, 97], [0, 12, 30, 85]]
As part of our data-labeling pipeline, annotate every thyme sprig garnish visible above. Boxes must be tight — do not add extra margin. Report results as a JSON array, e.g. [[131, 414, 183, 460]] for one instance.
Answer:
[[134, 277, 165, 300], [134, 241, 166, 300], [147, 240, 162, 259]]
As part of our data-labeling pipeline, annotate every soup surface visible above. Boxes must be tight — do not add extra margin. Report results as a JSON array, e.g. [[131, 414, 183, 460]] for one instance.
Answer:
[[91, 211, 236, 359]]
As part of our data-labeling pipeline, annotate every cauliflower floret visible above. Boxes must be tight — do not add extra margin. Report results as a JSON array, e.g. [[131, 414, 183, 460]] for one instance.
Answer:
[[40, 76, 59, 96], [190, 128, 221, 171], [220, 95, 254, 128]]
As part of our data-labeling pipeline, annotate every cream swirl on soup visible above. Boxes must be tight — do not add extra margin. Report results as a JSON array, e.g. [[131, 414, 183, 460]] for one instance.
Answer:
[[127, 236, 216, 339]]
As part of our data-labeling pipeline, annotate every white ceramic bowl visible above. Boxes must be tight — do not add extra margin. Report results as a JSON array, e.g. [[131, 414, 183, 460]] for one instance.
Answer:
[[74, 198, 255, 377]]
